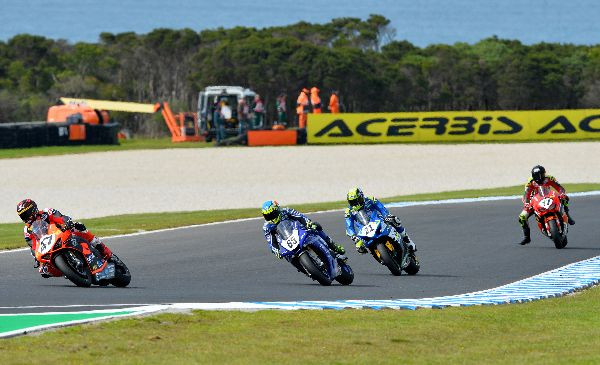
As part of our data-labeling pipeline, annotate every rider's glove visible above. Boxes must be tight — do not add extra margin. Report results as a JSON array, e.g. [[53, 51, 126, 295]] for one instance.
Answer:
[[273, 248, 283, 259], [73, 222, 87, 231], [559, 193, 568, 201], [306, 221, 318, 231], [384, 215, 400, 225]]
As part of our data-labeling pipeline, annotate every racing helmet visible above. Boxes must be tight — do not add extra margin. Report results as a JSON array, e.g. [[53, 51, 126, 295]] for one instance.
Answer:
[[531, 165, 546, 184], [347, 187, 365, 209], [17, 199, 38, 224], [261, 200, 281, 224]]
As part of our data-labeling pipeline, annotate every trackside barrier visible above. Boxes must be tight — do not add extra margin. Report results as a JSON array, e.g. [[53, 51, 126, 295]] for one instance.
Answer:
[[0, 122, 119, 148], [307, 109, 600, 144], [247, 130, 297, 146]]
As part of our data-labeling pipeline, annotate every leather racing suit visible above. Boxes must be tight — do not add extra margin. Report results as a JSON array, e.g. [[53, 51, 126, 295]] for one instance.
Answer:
[[263, 207, 342, 259], [345, 196, 416, 252], [24, 208, 112, 276]]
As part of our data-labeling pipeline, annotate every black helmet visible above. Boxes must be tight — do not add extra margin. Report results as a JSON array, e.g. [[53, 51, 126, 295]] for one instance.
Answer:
[[17, 199, 38, 224], [531, 165, 546, 184]]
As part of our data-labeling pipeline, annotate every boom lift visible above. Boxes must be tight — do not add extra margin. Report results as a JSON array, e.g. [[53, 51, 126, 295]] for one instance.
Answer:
[[59, 98, 201, 142]]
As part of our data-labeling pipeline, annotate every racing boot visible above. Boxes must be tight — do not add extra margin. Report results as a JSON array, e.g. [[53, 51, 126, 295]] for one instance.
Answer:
[[402, 234, 417, 252], [519, 225, 531, 245], [564, 205, 576, 225], [91, 237, 113, 260]]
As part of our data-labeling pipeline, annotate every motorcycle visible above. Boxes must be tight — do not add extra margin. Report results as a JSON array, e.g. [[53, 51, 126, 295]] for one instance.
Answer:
[[32, 220, 131, 287], [530, 186, 569, 249], [354, 209, 420, 276], [276, 219, 353, 286]]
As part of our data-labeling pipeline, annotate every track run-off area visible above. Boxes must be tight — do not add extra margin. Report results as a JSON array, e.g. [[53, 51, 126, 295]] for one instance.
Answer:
[[1, 192, 599, 336]]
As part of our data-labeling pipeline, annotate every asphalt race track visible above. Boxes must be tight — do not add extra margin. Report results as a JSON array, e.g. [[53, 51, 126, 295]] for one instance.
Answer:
[[1, 195, 599, 314]]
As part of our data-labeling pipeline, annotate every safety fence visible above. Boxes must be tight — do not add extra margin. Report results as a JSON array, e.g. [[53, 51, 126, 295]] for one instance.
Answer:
[[307, 109, 600, 144]]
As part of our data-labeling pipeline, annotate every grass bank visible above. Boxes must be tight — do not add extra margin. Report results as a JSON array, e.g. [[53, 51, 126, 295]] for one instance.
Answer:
[[0, 138, 211, 159], [2, 183, 599, 251], [1, 286, 599, 364]]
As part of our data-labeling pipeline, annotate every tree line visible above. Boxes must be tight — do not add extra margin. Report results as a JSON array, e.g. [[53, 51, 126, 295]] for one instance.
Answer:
[[1, 14, 600, 136]]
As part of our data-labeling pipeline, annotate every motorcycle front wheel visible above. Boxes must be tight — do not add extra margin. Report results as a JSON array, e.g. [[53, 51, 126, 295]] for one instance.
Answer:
[[54, 250, 92, 287], [548, 219, 566, 249], [299, 250, 332, 286], [376, 241, 402, 276], [109, 254, 131, 287]]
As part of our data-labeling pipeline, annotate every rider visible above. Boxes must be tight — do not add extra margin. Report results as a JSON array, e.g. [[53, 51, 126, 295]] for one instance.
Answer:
[[261, 200, 346, 260], [345, 187, 417, 254], [17, 199, 113, 276], [518, 165, 575, 245]]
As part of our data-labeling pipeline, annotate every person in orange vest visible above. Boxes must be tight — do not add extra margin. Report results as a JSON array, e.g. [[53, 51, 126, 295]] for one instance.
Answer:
[[328, 90, 339, 114], [296, 88, 310, 128], [310, 87, 322, 113]]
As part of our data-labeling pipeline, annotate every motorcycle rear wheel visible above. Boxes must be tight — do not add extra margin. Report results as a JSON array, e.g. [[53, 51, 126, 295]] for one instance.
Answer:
[[299, 250, 332, 286], [404, 251, 420, 275], [548, 219, 566, 249], [54, 251, 92, 287], [376, 242, 402, 276], [109, 254, 131, 287], [335, 262, 354, 285]]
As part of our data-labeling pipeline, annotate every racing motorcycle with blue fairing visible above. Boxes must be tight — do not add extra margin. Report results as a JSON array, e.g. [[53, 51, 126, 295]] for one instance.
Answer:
[[276, 219, 354, 286], [354, 209, 419, 276]]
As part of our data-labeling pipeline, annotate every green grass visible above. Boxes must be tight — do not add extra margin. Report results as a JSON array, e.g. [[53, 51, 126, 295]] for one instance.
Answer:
[[0, 137, 211, 159], [2, 183, 599, 251], [1, 286, 599, 364]]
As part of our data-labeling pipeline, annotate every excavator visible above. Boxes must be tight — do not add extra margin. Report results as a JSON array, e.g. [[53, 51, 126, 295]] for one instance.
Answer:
[[53, 98, 201, 142]]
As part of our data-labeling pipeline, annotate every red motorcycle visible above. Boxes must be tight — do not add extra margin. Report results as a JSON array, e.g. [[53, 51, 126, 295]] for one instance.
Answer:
[[529, 186, 569, 249], [32, 220, 131, 287]]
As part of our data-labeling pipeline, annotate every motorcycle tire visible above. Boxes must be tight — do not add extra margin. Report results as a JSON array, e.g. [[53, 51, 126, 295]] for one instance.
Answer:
[[335, 262, 354, 285], [299, 250, 332, 286], [548, 219, 565, 249], [404, 251, 420, 275], [54, 251, 92, 287], [376, 242, 402, 276], [109, 254, 131, 288]]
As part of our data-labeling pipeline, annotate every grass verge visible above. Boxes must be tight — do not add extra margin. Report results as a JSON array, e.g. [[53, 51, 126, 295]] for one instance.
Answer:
[[0, 137, 212, 159], [1, 286, 599, 364], [2, 183, 599, 251]]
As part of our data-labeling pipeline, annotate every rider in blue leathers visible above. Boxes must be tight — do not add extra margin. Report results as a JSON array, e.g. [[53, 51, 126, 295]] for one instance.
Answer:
[[261, 200, 345, 260], [344, 187, 417, 254]]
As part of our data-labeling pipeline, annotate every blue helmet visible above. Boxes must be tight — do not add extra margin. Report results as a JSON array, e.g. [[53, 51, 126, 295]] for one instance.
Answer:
[[261, 200, 281, 224]]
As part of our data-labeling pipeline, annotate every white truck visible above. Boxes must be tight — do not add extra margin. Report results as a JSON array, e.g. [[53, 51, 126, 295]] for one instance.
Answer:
[[197, 86, 257, 142]]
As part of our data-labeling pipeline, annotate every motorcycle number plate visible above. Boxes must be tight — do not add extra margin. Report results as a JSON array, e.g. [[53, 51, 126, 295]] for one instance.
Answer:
[[283, 230, 300, 251], [359, 221, 378, 238], [539, 198, 554, 210], [37, 234, 56, 255]]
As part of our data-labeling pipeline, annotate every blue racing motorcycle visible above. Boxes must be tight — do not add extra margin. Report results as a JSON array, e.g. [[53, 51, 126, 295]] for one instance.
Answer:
[[276, 219, 354, 286], [354, 209, 420, 276]]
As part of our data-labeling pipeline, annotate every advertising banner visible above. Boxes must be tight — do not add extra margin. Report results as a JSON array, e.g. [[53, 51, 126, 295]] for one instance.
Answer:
[[307, 110, 600, 144]]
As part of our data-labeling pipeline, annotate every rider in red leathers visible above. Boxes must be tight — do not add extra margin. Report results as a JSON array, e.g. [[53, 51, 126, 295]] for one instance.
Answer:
[[518, 165, 575, 245], [17, 199, 113, 277]]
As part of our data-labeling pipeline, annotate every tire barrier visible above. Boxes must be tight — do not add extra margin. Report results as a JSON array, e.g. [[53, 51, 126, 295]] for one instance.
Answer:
[[0, 122, 119, 149]]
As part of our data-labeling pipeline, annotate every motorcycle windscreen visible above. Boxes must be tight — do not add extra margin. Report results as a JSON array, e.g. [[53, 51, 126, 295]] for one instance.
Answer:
[[356, 209, 371, 226], [276, 220, 295, 240], [30, 220, 50, 240], [537, 186, 552, 197]]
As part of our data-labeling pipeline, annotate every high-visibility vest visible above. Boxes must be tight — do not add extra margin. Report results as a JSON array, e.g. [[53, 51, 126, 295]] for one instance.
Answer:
[[310, 89, 321, 112], [296, 92, 309, 114], [329, 94, 339, 113]]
